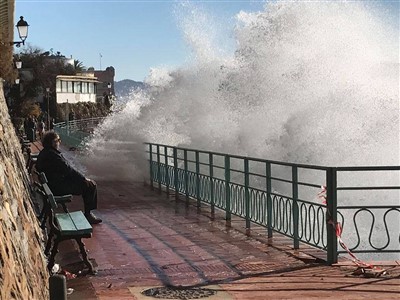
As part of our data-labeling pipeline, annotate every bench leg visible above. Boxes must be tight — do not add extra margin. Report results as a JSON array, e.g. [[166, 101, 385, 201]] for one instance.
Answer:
[[39, 205, 48, 229], [75, 238, 95, 274], [45, 228, 54, 256], [47, 238, 60, 272]]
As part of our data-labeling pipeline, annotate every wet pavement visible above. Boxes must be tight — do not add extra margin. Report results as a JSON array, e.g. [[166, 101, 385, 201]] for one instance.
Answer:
[[29, 142, 400, 300]]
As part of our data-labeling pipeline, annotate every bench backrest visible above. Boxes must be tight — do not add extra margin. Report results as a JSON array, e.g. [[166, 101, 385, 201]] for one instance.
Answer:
[[37, 171, 48, 184], [37, 172, 58, 210]]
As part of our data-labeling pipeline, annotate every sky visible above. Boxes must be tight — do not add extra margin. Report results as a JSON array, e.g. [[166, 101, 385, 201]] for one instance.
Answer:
[[15, 0, 399, 82]]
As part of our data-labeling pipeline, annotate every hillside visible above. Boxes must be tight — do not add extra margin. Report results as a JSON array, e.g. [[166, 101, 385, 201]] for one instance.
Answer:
[[114, 79, 145, 98]]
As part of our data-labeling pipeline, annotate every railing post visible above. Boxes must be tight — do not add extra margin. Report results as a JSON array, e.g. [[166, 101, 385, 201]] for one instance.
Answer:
[[149, 144, 154, 190], [184, 149, 189, 206], [173, 147, 179, 200], [266, 162, 273, 238], [244, 158, 250, 235], [326, 167, 338, 265], [209, 153, 215, 219], [196, 151, 201, 211], [156, 145, 161, 193], [292, 166, 299, 249], [225, 155, 231, 226], [164, 146, 169, 196]]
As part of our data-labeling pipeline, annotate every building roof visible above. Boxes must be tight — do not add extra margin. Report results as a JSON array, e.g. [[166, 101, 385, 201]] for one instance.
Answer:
[[56, 75, 100, 83]]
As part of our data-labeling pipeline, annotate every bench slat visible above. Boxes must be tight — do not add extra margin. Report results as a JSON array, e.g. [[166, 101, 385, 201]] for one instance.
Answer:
[[69, 211, 92, 232], [55, 212, 92, 236], [42, 183, 58, 209]]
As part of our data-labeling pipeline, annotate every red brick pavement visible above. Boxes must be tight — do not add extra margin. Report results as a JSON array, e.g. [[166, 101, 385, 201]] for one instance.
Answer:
[[28, 141, 400, 299], [52, 181, 399, 300]]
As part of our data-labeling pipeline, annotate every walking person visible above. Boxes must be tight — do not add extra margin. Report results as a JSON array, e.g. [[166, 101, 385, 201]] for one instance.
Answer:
[[38, 119, 45, 140], [36, 131, 102, 224], [27, 116, 36, 142]]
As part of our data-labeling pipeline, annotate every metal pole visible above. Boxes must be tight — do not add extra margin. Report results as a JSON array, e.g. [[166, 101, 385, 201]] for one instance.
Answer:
[[292, 166, 299, 249], [173, 147, 179, 200], [244, 158, 251, 235], [149, 144, 154, 189], [225, 155, 231, 226], [66, 99, 69, 136], [209, 153, 214, 218], [164, 146, 169, 196], [47, 90, 50, 130], [195, 151, 201, 210], [266, 162, 273, 238], [184, 150, 189, 206], [157, 145, 161, 193], [326, 167, 338, 265]]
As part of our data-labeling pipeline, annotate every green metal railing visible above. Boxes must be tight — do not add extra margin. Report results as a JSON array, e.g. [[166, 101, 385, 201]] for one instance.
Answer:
[[146, 142, 400, 264], [54, 117, 104, 149]]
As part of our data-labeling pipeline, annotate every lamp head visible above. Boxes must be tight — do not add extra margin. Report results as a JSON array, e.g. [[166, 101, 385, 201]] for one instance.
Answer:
[[16, 16, 29, 43]]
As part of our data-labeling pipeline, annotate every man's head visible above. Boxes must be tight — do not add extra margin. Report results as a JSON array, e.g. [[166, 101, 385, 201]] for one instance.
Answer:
[[42, 131, 61, 150]]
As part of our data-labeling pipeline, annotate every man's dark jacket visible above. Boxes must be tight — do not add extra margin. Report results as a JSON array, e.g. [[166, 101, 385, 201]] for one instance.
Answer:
[[36, 146, 85, 195]]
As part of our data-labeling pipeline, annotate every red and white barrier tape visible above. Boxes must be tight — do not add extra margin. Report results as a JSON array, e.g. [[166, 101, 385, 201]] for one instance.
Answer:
[[318, 185, 377, 270]]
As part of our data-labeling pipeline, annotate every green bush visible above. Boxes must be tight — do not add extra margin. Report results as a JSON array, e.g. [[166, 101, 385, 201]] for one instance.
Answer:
[[56, 102, 110, 121]]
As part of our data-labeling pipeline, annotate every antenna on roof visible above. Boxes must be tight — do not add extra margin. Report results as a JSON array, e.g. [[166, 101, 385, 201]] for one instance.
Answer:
[[99, 53, 102, 70]]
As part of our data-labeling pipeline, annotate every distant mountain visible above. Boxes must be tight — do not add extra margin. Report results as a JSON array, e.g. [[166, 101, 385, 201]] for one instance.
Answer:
[[114, 79, 145, 98]]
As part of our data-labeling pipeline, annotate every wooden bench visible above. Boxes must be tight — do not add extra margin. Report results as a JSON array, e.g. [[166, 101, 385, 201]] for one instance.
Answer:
[[19, 134, 30, 154], [35, 172, 96, 274], [26, 149, 39, 175]]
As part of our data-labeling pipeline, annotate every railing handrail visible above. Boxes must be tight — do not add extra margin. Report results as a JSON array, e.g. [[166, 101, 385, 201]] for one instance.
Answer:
[[144, 142, 400, 171], [54, 116, 105, 128]]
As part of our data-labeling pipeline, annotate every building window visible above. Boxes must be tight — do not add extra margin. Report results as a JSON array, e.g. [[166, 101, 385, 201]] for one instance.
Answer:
[[89, 82, 95, 94], [56, 80, 61, 93], [61, 80, 68, 92], [67, 81, 73, 93], [73, 81, 81, 93], [82, 82, 88, 93]]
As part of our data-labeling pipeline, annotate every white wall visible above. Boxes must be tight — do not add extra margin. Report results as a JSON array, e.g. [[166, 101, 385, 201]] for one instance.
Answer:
[[56, 92, 97, 104]]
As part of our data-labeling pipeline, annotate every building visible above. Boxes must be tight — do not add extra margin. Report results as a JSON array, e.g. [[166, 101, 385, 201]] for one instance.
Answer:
[[0, 1, 15, 82], [56, 74, 99, 104], [85, 66, 115, 103]]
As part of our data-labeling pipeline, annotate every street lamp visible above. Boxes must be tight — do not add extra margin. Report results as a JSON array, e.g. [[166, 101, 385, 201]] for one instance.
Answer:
[[15, 61, 22, 69], [105, 82, 112, 108], [15, 78, 20, 84], [46, 88, 50, 130], [11, 16, 29, 47]]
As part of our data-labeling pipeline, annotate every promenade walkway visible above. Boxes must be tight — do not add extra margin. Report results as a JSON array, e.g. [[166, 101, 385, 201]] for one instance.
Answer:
[[29, 142, 400, 300]]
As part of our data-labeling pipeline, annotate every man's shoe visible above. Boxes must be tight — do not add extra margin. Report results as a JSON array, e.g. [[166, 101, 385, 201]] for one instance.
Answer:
[[85, 212, 102, 224]]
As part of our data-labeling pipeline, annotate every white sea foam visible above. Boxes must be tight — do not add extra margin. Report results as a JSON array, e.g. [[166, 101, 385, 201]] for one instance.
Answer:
[[81, 1, 399, 181]]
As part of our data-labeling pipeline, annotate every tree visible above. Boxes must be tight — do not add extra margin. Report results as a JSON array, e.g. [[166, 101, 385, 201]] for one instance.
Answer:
[[74, 59, 86, 72], [11, 46, 79, 118]]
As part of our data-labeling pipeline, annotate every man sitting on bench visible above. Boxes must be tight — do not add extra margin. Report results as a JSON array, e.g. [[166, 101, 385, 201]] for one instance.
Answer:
[[36, 131, 102, 224]]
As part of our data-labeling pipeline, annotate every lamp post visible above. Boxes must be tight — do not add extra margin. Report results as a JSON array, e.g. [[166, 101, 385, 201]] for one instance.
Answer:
[[46, 87, 50, 130], [107, 82, 112, 95], [106, 82, 112, 108]]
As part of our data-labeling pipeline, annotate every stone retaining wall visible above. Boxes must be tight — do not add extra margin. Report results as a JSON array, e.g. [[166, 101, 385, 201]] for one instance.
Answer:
[[0, 81, 48, 299]]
